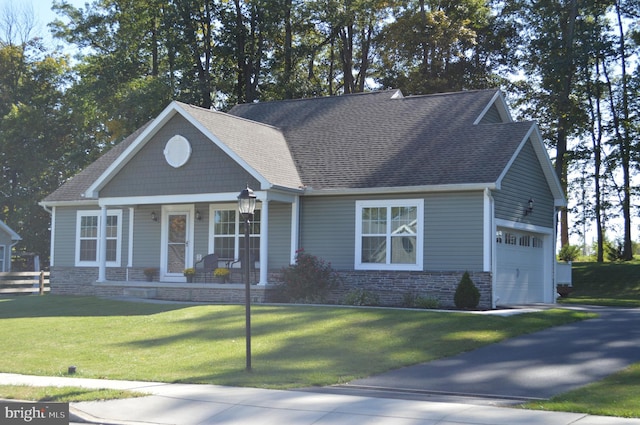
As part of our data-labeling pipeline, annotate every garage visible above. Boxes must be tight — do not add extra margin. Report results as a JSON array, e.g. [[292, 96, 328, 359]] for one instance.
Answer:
[[495, 228, 546, 305]]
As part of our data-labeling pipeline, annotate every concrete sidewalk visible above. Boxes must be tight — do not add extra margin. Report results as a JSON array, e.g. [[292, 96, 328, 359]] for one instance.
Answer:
[[1, 373, 639, 425]]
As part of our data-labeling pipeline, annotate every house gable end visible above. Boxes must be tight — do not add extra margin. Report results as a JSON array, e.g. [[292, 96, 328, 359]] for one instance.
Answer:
[[495, 123, 566, 208], [84, 101, 299, 200], [474, 90, 513, 125], [99, 114, 260, 197]]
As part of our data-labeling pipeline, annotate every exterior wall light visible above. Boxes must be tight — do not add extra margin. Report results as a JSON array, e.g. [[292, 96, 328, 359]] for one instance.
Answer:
[[524, 198, 534, 216]]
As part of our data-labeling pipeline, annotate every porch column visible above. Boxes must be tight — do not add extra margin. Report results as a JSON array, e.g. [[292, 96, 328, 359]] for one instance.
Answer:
[[258, 200, 269, 285], [258, 199, 269, 285], [290, 197, 299, 264], [97, 206, 108, 282]]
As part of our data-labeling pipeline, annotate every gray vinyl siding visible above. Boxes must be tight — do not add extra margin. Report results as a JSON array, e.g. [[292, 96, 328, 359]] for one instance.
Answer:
[[493, 139, 554, 228], [132, 205, 162, 267], [479, 104, 503, 124], [299, 196, 356, 270], [299, 192, 485, 272], [52, 206, 130, 267], [53, 206, 82, 266], [424, 192, 484, 271], [267, 202, 292, 269], [100, 115, 260, 197], [194, 203, 210, 261]]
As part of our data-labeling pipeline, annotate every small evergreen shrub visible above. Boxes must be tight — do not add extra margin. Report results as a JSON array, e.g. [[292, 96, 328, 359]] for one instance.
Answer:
[[278, 249, 341, 303], [454, 271, 480, 309], [342, 288, 380, 306]]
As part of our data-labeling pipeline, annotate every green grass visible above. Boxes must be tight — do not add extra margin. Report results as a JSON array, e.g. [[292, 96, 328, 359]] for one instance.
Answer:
[[0, 295, 589, 389], [0, 385, 145, 403], [559, 261, 640, 307], [523, 363, 640, 418]]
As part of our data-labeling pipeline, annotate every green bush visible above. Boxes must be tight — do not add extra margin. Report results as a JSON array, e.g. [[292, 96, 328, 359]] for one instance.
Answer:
[[454, 271, 480, 309], [342, 288, 380, 306], [606, 240, 625, 262], [278, 249, 341, 303], [401, 292, 440, 309], [414, 295, 440, 309], [558, 244, 581, 262], [401, 292, 418, 308]]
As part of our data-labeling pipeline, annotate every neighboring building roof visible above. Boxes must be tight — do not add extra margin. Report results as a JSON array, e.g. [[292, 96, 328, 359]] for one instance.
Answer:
[[0, 220, 21, 241]]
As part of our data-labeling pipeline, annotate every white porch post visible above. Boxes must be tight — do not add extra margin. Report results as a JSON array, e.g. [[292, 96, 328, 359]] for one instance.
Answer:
[[258, 199, 269, 285], [290, 197, 299, 264], [97, 206, 108, 282]]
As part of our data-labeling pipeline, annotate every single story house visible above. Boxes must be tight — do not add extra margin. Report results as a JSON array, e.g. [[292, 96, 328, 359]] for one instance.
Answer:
[[40, 89, 566, 308], [0, 220, 21, 272]]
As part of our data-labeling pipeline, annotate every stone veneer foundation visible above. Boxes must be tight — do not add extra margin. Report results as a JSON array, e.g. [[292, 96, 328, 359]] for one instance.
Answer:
[[50, 267, 492, 309]]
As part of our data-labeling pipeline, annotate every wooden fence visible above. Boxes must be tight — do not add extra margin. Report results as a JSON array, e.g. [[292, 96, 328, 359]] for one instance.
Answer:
[[0, 271, 50, 295]]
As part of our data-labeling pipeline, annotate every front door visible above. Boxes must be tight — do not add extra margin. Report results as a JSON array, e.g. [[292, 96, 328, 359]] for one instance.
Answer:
[[161, 205, 194, 281]]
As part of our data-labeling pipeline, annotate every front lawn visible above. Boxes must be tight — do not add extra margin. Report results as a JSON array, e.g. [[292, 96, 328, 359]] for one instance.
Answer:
[[0, 295, 589, 389]]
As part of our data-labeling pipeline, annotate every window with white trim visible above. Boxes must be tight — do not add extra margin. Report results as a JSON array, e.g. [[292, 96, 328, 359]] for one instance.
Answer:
[[0, 245, 5, 272], [210, 206, 260, 263], [355, 200, 423, 271], [75, 210, 122, 267]]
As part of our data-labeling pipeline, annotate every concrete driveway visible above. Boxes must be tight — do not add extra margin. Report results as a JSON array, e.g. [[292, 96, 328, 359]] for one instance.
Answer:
[[331, 306, 640, 403]]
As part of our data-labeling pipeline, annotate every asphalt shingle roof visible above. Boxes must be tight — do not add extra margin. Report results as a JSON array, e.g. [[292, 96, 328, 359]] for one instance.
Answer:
[[176, 102, 302, 189], [229, 89, 533, 190], [42, 122, 151, 203], [44, 89, 534, 203]]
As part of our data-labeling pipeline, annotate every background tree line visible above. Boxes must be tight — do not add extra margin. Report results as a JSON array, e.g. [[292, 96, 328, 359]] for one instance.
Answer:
[[1, 0, 639, 264]]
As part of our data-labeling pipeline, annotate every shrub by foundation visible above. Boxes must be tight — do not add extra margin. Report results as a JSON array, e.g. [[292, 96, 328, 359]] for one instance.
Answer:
[[454, 271, 480, 309]]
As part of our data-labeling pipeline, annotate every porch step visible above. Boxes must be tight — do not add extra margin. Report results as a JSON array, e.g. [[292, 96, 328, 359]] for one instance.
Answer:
[[123, 288, 157, 299]]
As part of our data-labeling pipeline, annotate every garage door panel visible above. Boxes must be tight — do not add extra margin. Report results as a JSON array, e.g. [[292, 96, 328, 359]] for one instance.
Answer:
[[496, 228, 544, 305]]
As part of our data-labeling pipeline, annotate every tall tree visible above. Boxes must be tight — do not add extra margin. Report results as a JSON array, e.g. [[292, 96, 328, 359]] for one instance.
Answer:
[[509, 0, 600, 248], [376, 0, 503, 94], [0, 4, 74, 261]]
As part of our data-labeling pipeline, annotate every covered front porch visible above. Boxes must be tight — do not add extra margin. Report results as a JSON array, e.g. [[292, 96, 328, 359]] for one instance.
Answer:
[[91, 188, 300, 287]]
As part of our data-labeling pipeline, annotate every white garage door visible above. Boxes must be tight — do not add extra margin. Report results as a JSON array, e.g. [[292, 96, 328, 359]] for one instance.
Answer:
[[495, 228, 545, 305]]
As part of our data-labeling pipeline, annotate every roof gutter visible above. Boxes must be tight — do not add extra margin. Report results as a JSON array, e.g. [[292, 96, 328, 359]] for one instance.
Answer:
[[39, 199, 99, 209], [302, 183, 497, 196]]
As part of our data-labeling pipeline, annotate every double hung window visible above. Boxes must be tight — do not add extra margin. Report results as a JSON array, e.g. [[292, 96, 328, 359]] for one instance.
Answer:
[[75, 210, 122, 266], [210, 206, 261, 263], [355, 200, 423, 271]]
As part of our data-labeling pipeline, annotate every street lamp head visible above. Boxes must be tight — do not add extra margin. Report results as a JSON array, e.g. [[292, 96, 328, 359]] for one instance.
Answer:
[[237, 184, 257, 218]]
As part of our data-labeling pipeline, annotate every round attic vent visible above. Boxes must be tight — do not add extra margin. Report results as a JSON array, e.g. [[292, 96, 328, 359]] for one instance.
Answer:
[[164, 135, 192, 168]]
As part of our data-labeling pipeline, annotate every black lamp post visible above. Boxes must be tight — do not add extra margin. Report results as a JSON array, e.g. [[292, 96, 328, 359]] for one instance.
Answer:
[[238, 184, 256, 371]]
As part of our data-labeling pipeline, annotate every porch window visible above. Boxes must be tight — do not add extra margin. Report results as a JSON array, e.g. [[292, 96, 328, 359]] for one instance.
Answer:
[[211, 206, 260, 264], [355, 200, 423, 271], [75, 210, 122, 267]]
